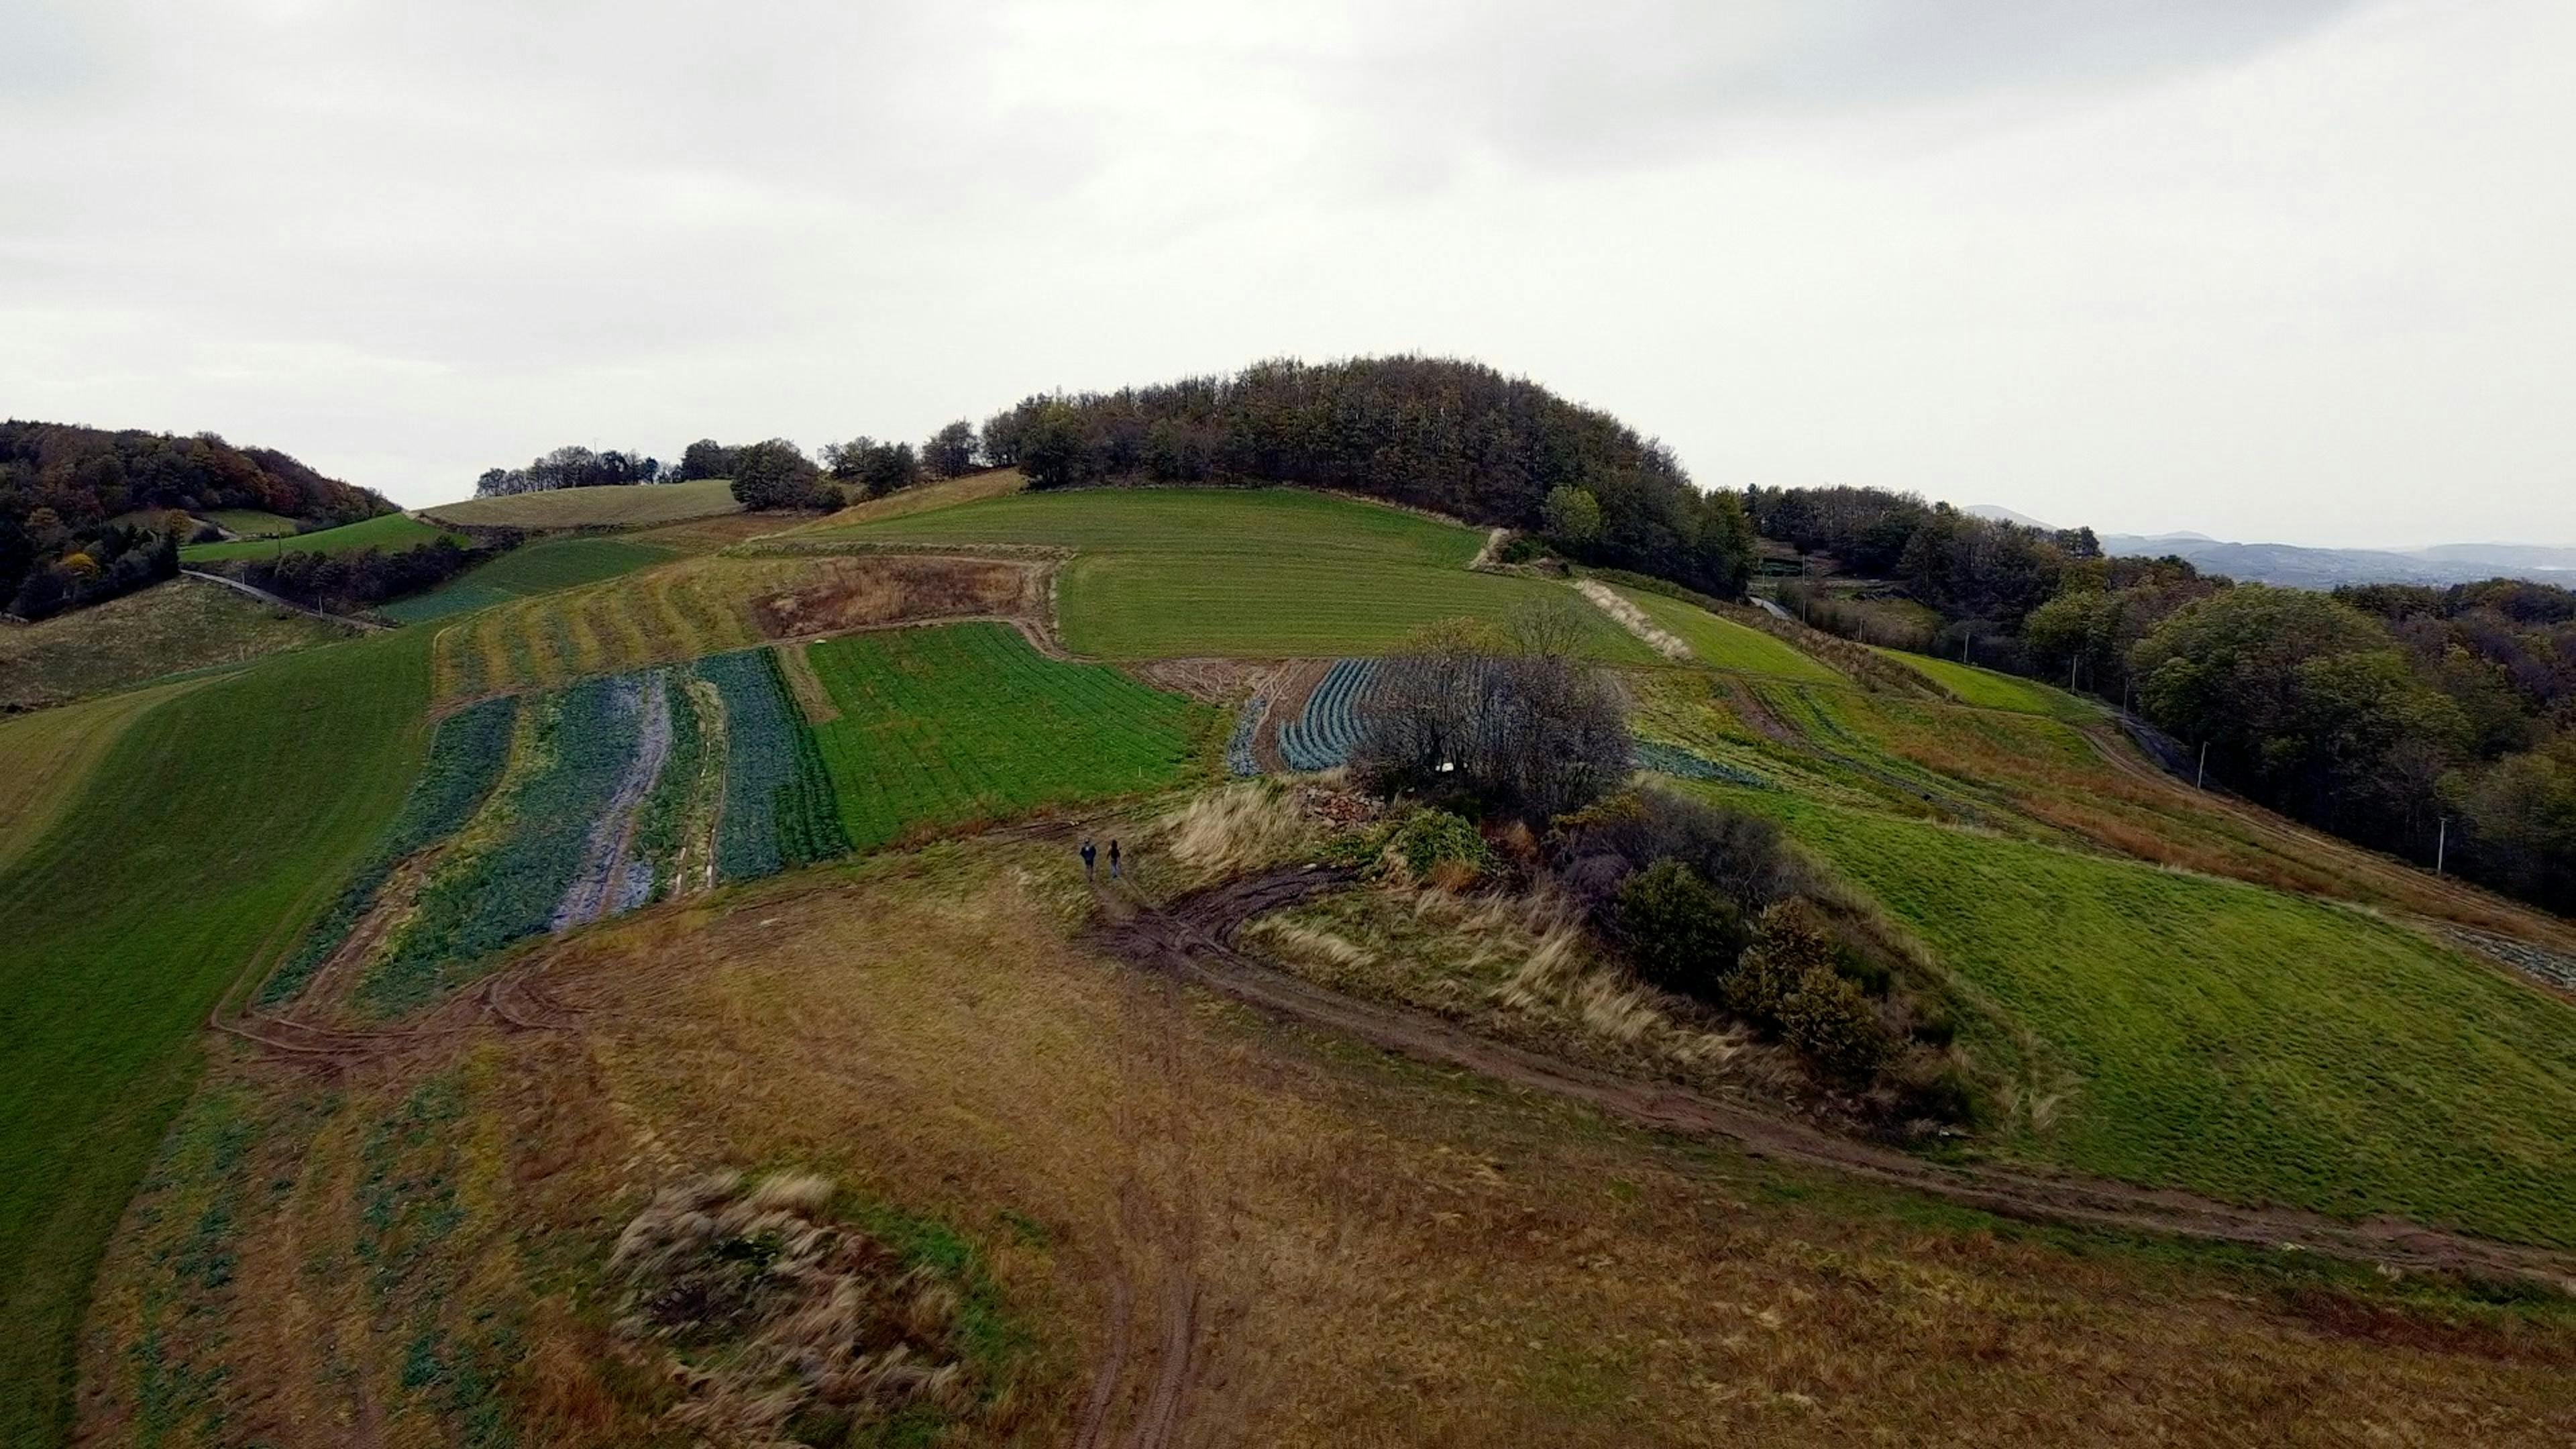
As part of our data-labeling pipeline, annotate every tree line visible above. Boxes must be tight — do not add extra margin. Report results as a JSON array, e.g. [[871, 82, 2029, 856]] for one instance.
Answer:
[[978, 356, 1757, 598], [212, 535, 500, 614], [2, 421, 388, 620], [473, 445, 663, 496], [1750, 480, 2576, 915]]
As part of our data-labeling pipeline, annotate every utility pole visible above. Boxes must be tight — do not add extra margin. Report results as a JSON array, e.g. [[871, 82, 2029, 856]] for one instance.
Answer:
[[2196, 741, 2208, 790], [2436, 817, 2449, 877]]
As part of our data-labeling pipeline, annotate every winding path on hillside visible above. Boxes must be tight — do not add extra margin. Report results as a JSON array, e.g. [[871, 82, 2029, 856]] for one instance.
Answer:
[[1091, 866, 2576, 1287], [180, 569, 384, 631]]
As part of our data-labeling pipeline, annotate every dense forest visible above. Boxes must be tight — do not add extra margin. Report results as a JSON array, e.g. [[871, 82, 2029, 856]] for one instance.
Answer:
[[0, 421, 389, 619], [1751, 481, 2575, 914], [979, 357, 1756, 597]]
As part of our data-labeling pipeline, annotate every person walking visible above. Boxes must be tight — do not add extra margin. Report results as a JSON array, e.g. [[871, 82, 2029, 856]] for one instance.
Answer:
[[1081, 838, 1097, 879], [1108, 839, 1122, 880]]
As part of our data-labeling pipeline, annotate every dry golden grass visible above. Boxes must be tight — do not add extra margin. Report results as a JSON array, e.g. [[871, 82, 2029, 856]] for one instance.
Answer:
[[76, 839, 2576, 1446], [792, 468, 1028, 535]]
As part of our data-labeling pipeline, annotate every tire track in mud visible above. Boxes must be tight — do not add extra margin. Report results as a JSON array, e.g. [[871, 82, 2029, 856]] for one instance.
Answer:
[[1093, 868, 2576, 1287]]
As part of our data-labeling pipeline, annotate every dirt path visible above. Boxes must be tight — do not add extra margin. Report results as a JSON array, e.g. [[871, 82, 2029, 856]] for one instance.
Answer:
[[1092, 867, 2576, 1286], [1572, 578, 1689, 659]]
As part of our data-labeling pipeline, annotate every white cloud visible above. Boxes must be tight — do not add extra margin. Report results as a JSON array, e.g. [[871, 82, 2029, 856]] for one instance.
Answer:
[[1, 0, 2567, 547]]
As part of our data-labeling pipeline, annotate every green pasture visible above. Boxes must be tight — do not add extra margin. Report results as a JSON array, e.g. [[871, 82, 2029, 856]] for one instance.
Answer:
[[804, 623, 1212, 847], [1715, 787, 2576, 1248], [180, 511, 465, 564], [376, 535, 678, 623], [1610, 585, 1840, 682], [201, 508, 302, 538], [0, 628, 435, 1442], [1869, 646, 2086, 717], [419, 476, 742, 530], [811, 486, 1658, 662]]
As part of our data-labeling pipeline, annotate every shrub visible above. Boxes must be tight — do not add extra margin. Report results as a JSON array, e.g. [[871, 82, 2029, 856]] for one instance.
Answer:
[[1382, 808, 1492, 887], [1778, 968, 1893, 1085], [1719, 899, 1837, 1032], [1550, 789, 1805, 918], [1890, 1055, 1980, 1126], [1612, 858, 1746, 993]]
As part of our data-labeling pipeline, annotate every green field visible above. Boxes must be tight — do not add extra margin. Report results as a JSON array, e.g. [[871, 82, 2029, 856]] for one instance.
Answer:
[[0, 576, 354, 710], [805, 623, 1212, 847], [0, 680, 207, 875], [419, 477, 744, 531], [180, 511, 465, 564], [0, 629, 435, 1442], [202, 508, 302, 538], [1717, 788, 2576, 1247], [1611, 585, 1840, 682], [1871, 646, 2086, 716], [376, 535, 679, 623], [812, 487, 1658, 662]]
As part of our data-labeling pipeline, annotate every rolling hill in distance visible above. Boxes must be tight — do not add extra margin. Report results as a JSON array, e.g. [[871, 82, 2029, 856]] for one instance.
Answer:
[[4, 360, 2575, 1448], [1966, 504, 2576, 588]]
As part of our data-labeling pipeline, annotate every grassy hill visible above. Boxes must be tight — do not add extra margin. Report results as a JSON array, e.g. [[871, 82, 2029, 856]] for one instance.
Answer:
[[1871, 644, 2090, 717], [180, 511, 465, 564], [809, 486, 1660, 661], [201, 508, 301, 538], [0, 576, 354, 710], [374, 535, 678, 623], [419, 476, 743, 531], [1609, 584, 1841, 681], [0, 629, 434, 1442]]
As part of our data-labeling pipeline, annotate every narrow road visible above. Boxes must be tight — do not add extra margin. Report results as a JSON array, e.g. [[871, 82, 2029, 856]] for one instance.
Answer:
[[181, 569, 385, 631], [1092, 867, 2576, 1285]]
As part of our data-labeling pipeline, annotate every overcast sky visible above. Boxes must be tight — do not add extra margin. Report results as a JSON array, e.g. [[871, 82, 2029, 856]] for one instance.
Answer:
[[3, 1, 2569, 547]]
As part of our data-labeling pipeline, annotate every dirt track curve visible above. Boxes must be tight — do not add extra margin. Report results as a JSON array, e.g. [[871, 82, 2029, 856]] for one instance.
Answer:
[[1091, 867, 2576, 1287]]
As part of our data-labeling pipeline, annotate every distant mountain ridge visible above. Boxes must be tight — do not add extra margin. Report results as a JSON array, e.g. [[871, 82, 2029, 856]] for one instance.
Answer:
[[1964, 504, 2573, 588]]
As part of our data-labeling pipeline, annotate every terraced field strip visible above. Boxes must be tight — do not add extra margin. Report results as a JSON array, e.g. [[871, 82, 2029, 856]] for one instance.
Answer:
[[417, 476, 743, 530], [804, 623, 1212, 849], [1710, 785, 2576, 1249], [377, 536, 680, 624], [812, 486, 1660, 663], [180, 511, 465, 564], [0, 628, 436, 1442], [1869, 646, 2089, 718], [695, 648, 848, 880], [1276, 658, 1383, 772], [1609, 585, 1842, 682], [0, 678, 207, 873]]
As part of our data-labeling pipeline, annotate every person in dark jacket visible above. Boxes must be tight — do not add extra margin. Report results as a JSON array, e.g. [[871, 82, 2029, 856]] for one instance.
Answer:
[[1108, 839, 1122, 879], [1081, 838, 1097, 879]]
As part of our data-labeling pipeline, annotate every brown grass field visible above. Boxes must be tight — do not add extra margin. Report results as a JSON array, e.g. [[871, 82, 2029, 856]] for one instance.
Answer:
[[77, 835, 2576, 1447], [0, 576, 354, 711]]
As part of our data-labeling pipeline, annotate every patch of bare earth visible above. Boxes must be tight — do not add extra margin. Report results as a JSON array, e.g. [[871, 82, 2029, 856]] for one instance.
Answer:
[[749, 553, 1046, 641]]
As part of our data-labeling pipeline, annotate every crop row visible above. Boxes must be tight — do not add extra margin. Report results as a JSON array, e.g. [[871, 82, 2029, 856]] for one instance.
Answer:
[[258, 695, 518, 1007], [1225, 692, 1269, 777], [359, 675, 654, 1014], [695, 648, 848, 880], [1277, 659, 1383, 772]]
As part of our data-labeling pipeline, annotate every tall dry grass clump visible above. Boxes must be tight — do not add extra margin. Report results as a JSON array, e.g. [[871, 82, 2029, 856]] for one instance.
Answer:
[[610, 1171, 977, 1442], [1473, 886, 1746, 1070], [1159, 779, 1320, 876]]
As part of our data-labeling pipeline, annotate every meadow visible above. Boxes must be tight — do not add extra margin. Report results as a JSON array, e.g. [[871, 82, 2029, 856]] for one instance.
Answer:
[[179, 511, 464, 564], [0, 679, 207, 874], [812, 487, 1660, 661], [1610, 584, 1843, 682], [418, 476, 744, 530], [1711, 786, 2576, 1247], [376, 535, 678, 623], [1870, 645, 2085, 716], [0, 576, 353, 710], [201, 508, 301, 538], [804, 623, 1212, 848], [0, 628, 434, 1442]]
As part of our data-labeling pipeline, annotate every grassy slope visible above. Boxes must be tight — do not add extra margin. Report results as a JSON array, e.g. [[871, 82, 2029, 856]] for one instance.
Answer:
[[181, 511, 464, 564], [805, 623, 1211, 848], [1611, 585, 1841, 682], [1870, 645, 2085, 716], [419, 477, 743, 529], [202, 508, 301, 538], [0, 576, 352, 710], [816, 487, 1658, 662], [0, 680, 206, 875], [376, 535, 679, 624], [0, 628, 434, 1443], [1720, 786, 2576, 1246]]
